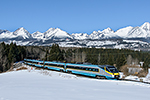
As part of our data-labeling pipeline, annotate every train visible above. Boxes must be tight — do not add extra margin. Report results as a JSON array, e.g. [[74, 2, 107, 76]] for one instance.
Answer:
[[24, 59, 120, 79]]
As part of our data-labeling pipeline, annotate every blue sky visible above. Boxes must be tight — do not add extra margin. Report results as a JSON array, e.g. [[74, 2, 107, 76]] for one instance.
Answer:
[[0, 0, 150, 34]]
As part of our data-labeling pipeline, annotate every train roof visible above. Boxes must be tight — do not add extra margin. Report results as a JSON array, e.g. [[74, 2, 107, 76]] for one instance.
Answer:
[[24, 59, 43, 63], [99, 65, 116, 68], [44, 61, 64, 65], [24, 59, 115, 69]]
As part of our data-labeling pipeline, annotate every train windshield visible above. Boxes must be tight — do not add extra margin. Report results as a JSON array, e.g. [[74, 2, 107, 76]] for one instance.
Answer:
[[107, 66, 119, 73]]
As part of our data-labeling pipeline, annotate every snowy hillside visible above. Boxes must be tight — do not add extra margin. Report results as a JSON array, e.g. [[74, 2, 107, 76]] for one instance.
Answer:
[[0, 66, 150, 100]]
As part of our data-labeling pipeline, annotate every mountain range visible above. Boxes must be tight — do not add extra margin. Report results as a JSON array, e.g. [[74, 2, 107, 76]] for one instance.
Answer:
[[0, 22, 150, 51]]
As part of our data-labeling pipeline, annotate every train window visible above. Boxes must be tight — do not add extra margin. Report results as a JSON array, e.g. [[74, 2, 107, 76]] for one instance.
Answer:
[[67, 65, 74, 69], [93, 69, 96, 72], [45, 63, 48, 65], [75, 66, 78, 69], [59, 65, 64, 67], [96, 69, 98, 72], [83, 67, 86, 70], [49, 64, 57, 66], [106, 68, 110, 72], [94, 69, 98, 72]]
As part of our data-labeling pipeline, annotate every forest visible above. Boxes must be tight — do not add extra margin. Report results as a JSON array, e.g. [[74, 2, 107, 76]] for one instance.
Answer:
[[0, 42, 150, 73]]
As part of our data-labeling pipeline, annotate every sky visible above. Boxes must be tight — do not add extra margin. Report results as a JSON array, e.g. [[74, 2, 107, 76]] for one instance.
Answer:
[[0, 0, 150, 34]]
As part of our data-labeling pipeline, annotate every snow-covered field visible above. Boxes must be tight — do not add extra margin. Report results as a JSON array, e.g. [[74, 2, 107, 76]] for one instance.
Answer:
[[0, 66, 150, 100]]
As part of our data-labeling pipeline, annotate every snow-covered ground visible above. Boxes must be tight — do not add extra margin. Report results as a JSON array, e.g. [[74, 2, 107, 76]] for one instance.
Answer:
[[0, 66, 150, 100]]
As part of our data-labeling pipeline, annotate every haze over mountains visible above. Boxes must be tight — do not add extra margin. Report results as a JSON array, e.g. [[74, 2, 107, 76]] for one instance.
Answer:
[[0, 22, 150, 51]]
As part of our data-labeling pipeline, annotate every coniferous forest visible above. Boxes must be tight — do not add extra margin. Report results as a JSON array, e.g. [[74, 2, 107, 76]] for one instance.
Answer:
[[0, 42, 150, 73]]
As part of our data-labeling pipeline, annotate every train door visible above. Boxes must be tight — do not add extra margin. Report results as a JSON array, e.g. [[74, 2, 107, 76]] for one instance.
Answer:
[[64, 63, 67, 72]]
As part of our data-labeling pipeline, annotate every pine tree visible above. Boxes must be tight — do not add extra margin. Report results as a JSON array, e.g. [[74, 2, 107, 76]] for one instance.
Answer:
[[116, 54, 126, 70], [108, 55, 114, 65], [49, 44, 64, 61]]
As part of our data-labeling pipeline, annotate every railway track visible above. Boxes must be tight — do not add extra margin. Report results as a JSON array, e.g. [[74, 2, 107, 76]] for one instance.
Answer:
[[118, 79, 150, 84]]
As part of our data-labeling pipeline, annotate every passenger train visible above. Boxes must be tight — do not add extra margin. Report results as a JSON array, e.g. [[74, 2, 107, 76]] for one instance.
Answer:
[[24, 59, 120, 79]]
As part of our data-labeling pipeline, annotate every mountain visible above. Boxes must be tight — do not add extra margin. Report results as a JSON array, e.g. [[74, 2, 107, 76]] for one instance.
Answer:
[[13, 27, 32, 39], [115, 22, 150, 38], [43, 28, 73, 40], [89, 27, 119, 39], [32, 31, 44, 40], [0, 22, 150, 51], [71, 33, 89, 40], [0, 29, 13, 39], [141, 22, 150, 32], [32, 28, 73, 41], [0, 27, 32, 40], [115, 26, 133, 38]]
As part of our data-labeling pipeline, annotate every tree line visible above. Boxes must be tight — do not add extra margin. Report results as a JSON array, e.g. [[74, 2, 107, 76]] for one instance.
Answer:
[[0, 43, 150, 72], [45, 44, 150, 71], [0, 42, 26, 72]]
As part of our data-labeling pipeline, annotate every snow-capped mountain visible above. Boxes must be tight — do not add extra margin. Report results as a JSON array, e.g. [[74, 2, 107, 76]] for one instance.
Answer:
[[71, 33, 89, 40], [32, 31, 44, 40], [89, 27, 119, 39], [141, 22, 150, 32], [115, 26, 133, 37], [13, 27, 32, 39], [0, 30, 13, 39], [0, 22, 150, 51], [115, 22, 150, 38], [32, 28, 73, 40], [0, 27, 32, 39], [43, 28, 73, 40]]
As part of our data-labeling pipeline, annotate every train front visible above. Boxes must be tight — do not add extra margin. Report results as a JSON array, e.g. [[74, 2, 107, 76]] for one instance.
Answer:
[[106, 65, 120, 79]]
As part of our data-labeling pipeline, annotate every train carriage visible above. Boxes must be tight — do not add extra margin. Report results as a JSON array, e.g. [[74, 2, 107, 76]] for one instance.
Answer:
[[32, 60, 44, 68], [24, 59, 120, 79], [24, 59, 33, 66], [66, 63, 120, 79], [44, 61, 66, 72]]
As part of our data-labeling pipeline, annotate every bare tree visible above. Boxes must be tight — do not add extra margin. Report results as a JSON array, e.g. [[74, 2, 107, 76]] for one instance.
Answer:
[[126, 55, 132, 65], [82, 51, 86, 63]]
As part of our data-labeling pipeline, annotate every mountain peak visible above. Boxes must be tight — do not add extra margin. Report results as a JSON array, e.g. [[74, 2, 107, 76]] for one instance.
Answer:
[[14, 27, 28, 32], [141, 22, 150, 31], [13, 27, 31, 39], [102, 27, 114, 33]]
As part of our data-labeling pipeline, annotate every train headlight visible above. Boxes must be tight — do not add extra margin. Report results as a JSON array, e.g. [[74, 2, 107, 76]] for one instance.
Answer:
[[112, 75, 114, 78]]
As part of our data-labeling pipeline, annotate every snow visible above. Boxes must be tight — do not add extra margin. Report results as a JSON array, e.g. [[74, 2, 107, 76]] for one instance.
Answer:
[[1, 22, 150, 48], [71, 33, 89, 40], [123, 40, 149, 44], [32, 31, 44, 40], [140, 22, 150, 32], [43, 28, 72, 40], [114, 44, 127, 49], [0, 66, 150, 100], [89, 28, 119, 39], [0, 27, 31, 39], [13, 27, 31, 39], [86, 40, 117, 46], [115, 26, 133, 37]]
